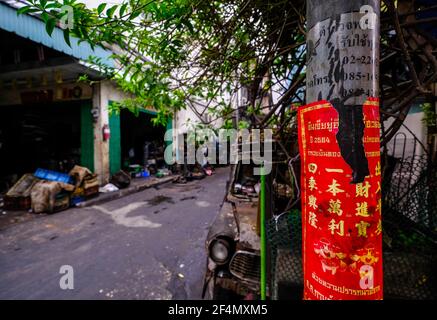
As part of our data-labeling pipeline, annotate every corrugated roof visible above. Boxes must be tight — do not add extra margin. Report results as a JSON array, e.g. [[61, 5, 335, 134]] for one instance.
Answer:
[[0, 1, 115, 67]]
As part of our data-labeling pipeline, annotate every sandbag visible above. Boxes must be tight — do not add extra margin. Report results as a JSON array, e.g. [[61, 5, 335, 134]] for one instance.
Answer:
[[69, 165, 92, 188], [31, 181, 74, 213]]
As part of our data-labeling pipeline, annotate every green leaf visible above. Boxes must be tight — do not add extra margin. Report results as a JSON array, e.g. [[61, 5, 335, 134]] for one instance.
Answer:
[[45, 3, 59, 9], [97, 3, 107, 15], [182, 19, 194, 33], [63, 29, 71, 47], [46, 17, 56, 36], [130, 9, 141, 20], [106, 5, 117, 18], [79, 26, 89, 41], [41, 11, 49, 23], [16, 6, 39, 15], [119, 3, 127, 17]]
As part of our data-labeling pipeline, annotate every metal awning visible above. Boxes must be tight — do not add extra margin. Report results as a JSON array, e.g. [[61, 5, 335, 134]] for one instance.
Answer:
[[0, 1, 115, 68]]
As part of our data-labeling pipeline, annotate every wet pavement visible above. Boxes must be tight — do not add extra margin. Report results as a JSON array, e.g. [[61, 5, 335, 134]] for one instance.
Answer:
[[0, 167, 230, 299]]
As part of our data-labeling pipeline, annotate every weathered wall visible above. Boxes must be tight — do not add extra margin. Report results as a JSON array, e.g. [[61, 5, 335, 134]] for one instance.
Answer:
[[92, 80, 133, 184]]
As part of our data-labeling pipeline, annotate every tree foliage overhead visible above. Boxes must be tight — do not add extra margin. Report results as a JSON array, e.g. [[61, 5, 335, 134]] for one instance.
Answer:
[[379, 0, 437, 145], [19, 0, 437, 147], [19, 0, 306, 129]]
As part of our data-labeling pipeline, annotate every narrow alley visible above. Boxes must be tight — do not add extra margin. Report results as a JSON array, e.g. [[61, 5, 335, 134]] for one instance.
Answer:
[[0, 168, 230, 299]]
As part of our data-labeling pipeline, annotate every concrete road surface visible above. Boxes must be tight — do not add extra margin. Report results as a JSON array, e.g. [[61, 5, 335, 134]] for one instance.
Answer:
[[0, 167, 230, 299]]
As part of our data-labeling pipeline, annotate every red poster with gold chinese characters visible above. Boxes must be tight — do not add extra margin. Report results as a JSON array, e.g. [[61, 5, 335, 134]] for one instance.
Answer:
[[298, 98, 383, 300]]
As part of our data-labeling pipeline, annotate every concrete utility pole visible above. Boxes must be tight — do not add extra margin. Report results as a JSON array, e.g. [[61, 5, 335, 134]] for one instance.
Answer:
[[306, 0, 380, 183], [300, 0, 383, 300]]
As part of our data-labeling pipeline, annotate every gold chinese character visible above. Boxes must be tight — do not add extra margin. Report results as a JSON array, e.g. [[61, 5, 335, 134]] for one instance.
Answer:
[[375, 219, 382, 235], [308, 195, 318, 209], [325, 168, 344, 173], [308, 163, 317, 174], [309, 212, 318, 228], [326, 179, 344, 196], [355, 202, 370, 217], [308, 176, 317, 191], [328, 219, 344, 236], [356, 181, 371, 198], [328, 199, 343, 216], [375, 181, 381, 194], [375, 162, 381, 176], [356, 221, 370, 237]]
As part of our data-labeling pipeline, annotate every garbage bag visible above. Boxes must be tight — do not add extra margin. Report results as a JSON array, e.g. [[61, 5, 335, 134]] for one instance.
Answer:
[[99, 183, 119, 193], [110, 170, 131, 189]]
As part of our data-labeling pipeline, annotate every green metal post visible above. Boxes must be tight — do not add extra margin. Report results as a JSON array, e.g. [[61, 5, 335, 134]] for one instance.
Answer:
[[260, 165, 266, 300]]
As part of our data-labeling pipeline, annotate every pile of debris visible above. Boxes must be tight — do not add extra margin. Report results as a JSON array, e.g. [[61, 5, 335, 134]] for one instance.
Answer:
[[3, 165, 98, 214]]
